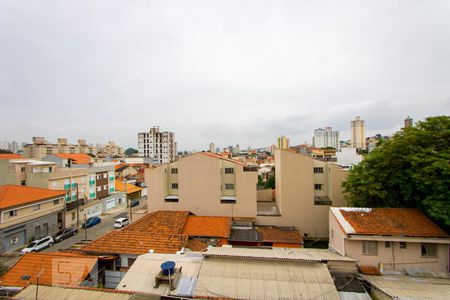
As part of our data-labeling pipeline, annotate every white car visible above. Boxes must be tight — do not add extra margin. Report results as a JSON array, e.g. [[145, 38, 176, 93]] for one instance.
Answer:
[[114, 217, 130, 228], [20, 236, 54, 254]]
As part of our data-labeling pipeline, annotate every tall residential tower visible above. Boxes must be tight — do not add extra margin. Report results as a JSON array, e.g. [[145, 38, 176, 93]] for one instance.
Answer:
[[312, 127, 340, 150], [350, 116, 365, 149], [138, 126, 176, 164]]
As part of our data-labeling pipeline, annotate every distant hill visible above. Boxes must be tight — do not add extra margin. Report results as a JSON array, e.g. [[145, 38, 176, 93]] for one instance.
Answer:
[[125, 148, 138, 156]]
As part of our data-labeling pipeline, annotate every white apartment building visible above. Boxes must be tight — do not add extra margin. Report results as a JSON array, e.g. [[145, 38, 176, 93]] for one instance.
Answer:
[[138, 126, 177, 164], [350, 116, 366, 149], [312, 127, 340, 150]]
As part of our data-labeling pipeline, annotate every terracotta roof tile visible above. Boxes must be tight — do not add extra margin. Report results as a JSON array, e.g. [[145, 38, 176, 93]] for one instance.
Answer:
[[358, 265, 381, 275], [0, 154, 23, 160], [257, 226, 303, 244], [53, 153, 93, 164], [182, 216, 231, 238], [336, 208, 448, 238], [0, 185, 66, 209], [114, 180, 142, 195], [185, 239, 209, 252], [0, 252, 98, 287], [82, 211, 190, 255]]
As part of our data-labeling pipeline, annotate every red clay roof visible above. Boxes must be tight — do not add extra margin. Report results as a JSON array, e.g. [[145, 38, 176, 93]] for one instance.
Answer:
[[54, 153, 93, 164], [358, 265, 381, 275], [185, 239, 209, 251], [338, 208, 449, 238], [114, 180, 142, 195], [0, 252, 98, 287], [257, 226, 303, 244], [0, 154, 23, 160], [0, 185, 66, 209], [182, 216, 231, 238], [82, 211, 190, 255]]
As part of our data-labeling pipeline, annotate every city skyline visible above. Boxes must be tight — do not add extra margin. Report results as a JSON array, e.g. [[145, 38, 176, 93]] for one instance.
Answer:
[[1, 1, 449, 150]]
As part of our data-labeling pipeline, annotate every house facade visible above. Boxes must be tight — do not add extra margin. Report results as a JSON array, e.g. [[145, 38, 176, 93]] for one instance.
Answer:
[[329, 207, 450, 273], [0, 185, 65, 253], [257, 149, 348, 239], [145, 152, 257, 217]]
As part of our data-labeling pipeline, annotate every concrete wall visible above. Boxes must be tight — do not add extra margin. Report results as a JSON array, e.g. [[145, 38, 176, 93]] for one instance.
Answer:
[[256, 150, 348, 239], [146, 153, 257, 217], [328, 210, 346, 255]]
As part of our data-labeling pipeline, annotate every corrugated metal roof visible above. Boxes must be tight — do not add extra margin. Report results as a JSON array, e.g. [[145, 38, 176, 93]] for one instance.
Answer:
[[116, 253, 203, 296], [204, 246, 356, 262], [194, 257, 340, 299], [12, 285, 134, 300], [362, 274, 450, 300]]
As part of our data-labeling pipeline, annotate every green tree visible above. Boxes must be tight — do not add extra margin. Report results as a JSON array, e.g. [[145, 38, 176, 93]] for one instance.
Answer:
[[265, 175, 275, 189], [342, 116, 450, 227]]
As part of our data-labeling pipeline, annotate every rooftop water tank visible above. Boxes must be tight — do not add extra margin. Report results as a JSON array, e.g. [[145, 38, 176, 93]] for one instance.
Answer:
[[160, 261, 176, 276]]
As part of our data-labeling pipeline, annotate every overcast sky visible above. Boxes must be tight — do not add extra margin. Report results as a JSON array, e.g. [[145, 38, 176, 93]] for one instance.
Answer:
[[1, 1, 449, 150]]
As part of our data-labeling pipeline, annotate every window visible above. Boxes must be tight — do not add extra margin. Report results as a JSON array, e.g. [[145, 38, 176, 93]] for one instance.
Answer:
[[221, 199, 236, 204], [21, 167, 26, 172], [421, 243, 438, 257], [362, 241, 378, 255], [103, 184, 108, 190], [53, 199, 60, 205], [314, 196, 332, 205], [165, 198, 179, 203], [313, 167, 323, 174], [9, 210, 17, 217], [97, 174, 101, 180], [225, 183, 235, 190], [314, 184, 322, 190], [225, 168, 234, 174], [127, 258, 136, 267], [171, 168, 178, 174], [385, 241, 391, 248], [97, 186, 101, 192], [49, 167, 52, 172], [33, 204, 40, 210], [171, 183, 178, 189], [103, 173, 107, 178], [21, 180, 26, 186], [400, 242, 407, 249]]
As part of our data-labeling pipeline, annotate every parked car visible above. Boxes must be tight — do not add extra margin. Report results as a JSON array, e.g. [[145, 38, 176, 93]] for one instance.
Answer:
[[20, 236, 54, 254], [130, 199, 140, 207], [82, 216, 101, 228], [53, 227, 78, 242], [114, 217, 130, 228]]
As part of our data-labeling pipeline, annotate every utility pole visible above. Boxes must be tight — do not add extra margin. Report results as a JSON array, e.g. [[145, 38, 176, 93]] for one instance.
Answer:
[[84, 210, 88, 241], [35, 269, 44, 300]]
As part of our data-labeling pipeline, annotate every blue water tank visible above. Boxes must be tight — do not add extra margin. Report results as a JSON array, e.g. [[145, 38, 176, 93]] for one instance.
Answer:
[[161, 261, 176, 275]]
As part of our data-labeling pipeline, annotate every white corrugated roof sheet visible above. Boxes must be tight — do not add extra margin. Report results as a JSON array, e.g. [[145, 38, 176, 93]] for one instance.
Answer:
[[13, 285, 134, 300], [204, 246, 355, 262], [362, 274, 450, 300], [195, 257, 340, 299], [116, 253, 203, 296]]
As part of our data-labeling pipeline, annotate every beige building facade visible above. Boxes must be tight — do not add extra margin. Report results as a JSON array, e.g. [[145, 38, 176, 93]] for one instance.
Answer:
[[350, 116, 365, 149], [23, 137, 96, 160], [146, 152, 257, 217], [256, 149, 348, 239]]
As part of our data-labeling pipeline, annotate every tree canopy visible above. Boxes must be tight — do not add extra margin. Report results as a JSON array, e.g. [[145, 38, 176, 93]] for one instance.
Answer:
[[342, 116, 450, 228]]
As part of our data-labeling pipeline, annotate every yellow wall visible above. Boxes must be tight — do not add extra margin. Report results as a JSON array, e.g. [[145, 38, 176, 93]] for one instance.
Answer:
[[256, 150, 348, 239], [146, 153, 257, 217]]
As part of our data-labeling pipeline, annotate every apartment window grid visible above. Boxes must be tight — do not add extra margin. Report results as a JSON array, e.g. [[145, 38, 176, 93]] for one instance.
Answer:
[[224, 168, 234, 174], [171, 168, 178, 174], [225, 183, 235, 190], [314, 184, 323, 190], [9, 210, 17, 217], [53, 199, 60, 205], [400, 242, 407, 249], [362, 241, 378, 255], [171, 183, 178, 189], [221, 199, 236, 204], [33, 204, 40, 210], [313, 167, 324, 174], [385, 241, 391, 248]]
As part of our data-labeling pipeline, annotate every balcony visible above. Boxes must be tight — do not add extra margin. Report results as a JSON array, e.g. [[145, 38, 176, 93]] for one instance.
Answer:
[[64, 184, 71, 190], [89, 192, 96, 199], [71, 183, 77, 188], [89, 180, 95, 186]]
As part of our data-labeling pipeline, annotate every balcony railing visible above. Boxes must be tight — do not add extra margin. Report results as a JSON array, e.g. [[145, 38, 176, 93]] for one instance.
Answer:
[[64, 184, 71, 190]]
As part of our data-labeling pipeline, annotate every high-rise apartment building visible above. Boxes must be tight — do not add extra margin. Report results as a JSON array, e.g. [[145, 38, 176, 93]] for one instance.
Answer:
[[138, 126, 176, 164], [209, 143, 215, 153], [350, 116, 365, 149], [404, 116, 413, 129], [312, 127, 340, 151], [276, 136, 290, 149]]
